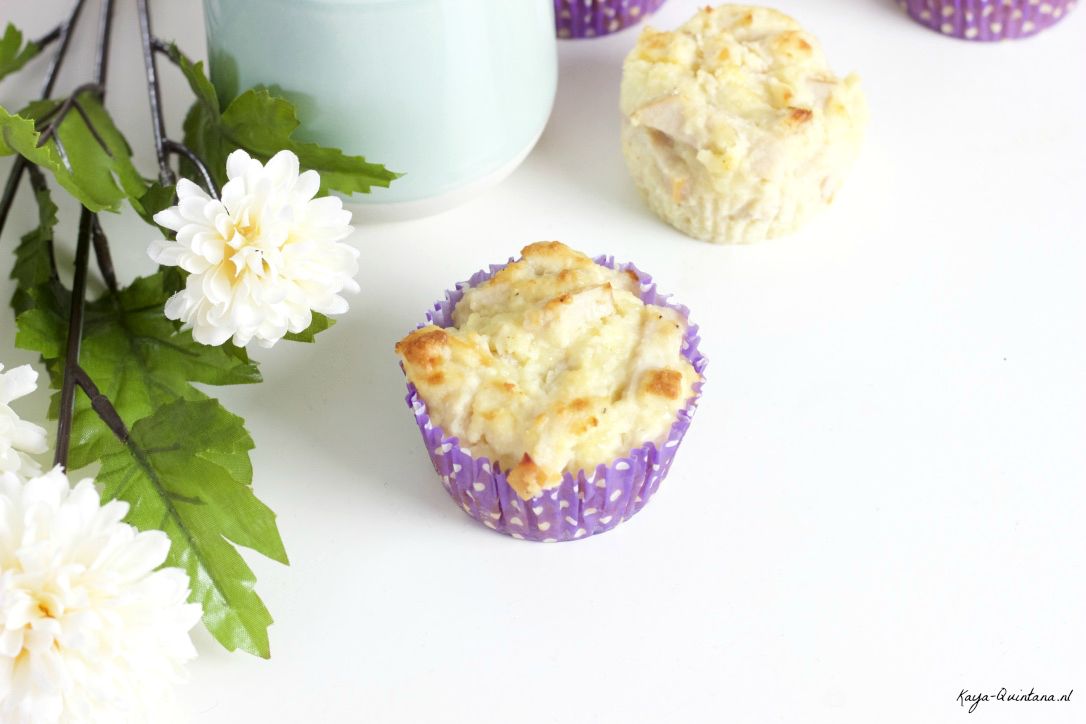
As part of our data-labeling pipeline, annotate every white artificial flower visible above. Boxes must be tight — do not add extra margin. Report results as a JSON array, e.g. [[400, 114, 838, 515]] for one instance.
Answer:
[[0, 363, 47, 480], [0, 467, 201, 724], [148, 149, 358, 348]]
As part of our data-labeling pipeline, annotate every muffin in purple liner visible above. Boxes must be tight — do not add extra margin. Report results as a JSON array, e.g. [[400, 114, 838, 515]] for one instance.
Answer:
[[555, 0, 667, 38], [395, 243, 708, 542], [901, 0, 1077, 40]]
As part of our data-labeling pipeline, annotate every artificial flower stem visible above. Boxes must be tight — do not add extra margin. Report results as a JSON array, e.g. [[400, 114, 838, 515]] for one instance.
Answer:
[[164, 138, 220, 198], [93, 0, 116, 90], [91, 215, 119, 294], [138, 0, 177, 188], [137, 0, 221, 199], [72, 365, 130, 444], [32, 84, 109, 151], [53, 0, 116, 469], [33, 23, 64, 50], [0, 0, 89, 239], [0, 159, 26, 242], [40, 0, 90, 98], [53, 209, 93, 467]]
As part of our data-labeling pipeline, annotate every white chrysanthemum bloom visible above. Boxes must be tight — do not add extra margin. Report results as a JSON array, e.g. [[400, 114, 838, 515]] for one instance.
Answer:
[[148, 149, 358, 348], [0, 467, 201, 724], [0, 363, 47, 480]]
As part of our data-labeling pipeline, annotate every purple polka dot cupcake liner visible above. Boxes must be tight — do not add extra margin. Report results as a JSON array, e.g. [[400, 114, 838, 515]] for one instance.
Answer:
[[555, 0, 667, 38], [401, 254, 706, 542], [901, 0, 1077, 40]]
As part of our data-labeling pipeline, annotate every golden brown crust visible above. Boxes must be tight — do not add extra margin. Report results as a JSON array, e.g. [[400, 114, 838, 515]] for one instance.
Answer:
[[643, 369, 683, 400], [787, 107, 814, 126], [775, 30, 814, 57], [507, 453, 551, 499], [637, 28, 671, 60], [483, 242, 595, 289], [521, 240, 574, 259], [568, 398, 590, 412], [398, 242, 698, 500], [620, 5, 869, 244], [545, 292, 575, 311], [570, 415, 600, 436], [395, 327, 449, 369]]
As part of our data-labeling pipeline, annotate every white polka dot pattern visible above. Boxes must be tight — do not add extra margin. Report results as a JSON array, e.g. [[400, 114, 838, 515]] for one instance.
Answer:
[[900, 0, 1075, 39], [555, 0, 667, 39], [401, 255, 707, 543]]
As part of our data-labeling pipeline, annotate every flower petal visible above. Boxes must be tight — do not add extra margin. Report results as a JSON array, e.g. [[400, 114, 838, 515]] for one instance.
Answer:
[[0, 468, 199, 719], [225, 148, 254, 181], [175, 177, 208, 202], [293, 169, 320, 201], [147, 240, 185, 267], [151, 207, 185, 232], [264, 150, 300, 187], [0, 365, 37, 405]]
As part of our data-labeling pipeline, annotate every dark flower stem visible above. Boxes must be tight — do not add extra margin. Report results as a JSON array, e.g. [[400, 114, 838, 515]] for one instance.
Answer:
[[54, 0, 115, 467], [72, 365, 130, 443], [137, 0, 174, 187], [0, 0, 89, 240], [5, 0, 220, 468], [91, 216, 118, 294], [137, 0, 220, 198], [53, 210, 93, 466]]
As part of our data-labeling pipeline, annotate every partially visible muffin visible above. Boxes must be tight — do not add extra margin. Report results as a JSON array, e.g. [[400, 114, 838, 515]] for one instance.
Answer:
[[902, 0, 1077, 41], [396, 241, 699, 500], [620, 5, 868, 244], [555, 0, 667, 39]]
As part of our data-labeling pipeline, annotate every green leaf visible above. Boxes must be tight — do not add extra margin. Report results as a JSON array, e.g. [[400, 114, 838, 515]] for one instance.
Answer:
[[283, 312, 335, 343], [0, 23, 41, 82], [0, 105, 71, 182], [12, 239, 279, 655], [76, 94, 149, 201], [219, 90, 402, 195], [15, 269, 262, 468], [0, 92, 148, 213], [10, 174, 57, 292], [131, 181, 176, 230], [97, 398, 287, 657], [168, 43, 219, 117], [170, 45, 230, 185], [14, 306, 64, 358], [170, 46, 400, 195], [180, 100, 229, 189], [9, 182, 67, 324]]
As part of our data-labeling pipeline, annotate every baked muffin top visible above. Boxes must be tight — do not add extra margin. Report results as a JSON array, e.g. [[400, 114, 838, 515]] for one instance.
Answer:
[[621, 5, 867, 192], [396, 242, 699, 500]]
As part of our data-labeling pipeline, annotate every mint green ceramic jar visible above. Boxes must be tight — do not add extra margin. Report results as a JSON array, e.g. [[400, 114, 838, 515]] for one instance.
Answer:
[[202, 0, 557, 218]]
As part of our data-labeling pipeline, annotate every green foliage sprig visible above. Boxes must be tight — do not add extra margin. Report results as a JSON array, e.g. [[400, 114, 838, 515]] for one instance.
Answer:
[[0, 4, 396, 658], [0, 24, 43, 83]]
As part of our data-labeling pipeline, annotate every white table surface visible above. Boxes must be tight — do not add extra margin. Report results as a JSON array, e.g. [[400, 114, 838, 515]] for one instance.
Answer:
[[2, 1, 1085, 722]]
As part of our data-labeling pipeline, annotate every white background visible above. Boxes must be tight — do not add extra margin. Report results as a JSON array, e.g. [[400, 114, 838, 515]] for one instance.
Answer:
[[2, 1, 1085, 722]]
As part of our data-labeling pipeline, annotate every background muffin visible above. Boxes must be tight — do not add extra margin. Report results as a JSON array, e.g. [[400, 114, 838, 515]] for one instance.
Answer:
[[620, 5, 868, 244], [396, 242, 706, 541], [901, 0, 1077, 40], [555, 0, 668, 38]]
